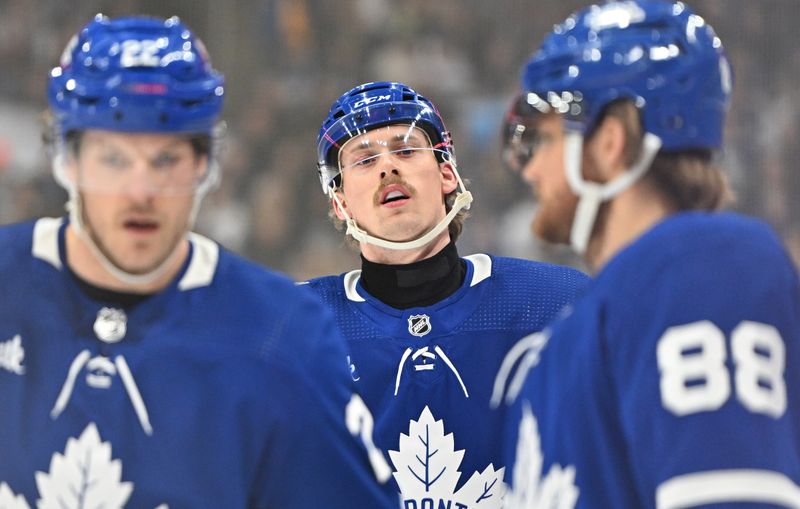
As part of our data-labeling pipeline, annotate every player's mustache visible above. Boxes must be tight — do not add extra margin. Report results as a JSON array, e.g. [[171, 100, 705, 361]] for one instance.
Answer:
[[121, 201, 159, 213], [373, 175, 417, 206]]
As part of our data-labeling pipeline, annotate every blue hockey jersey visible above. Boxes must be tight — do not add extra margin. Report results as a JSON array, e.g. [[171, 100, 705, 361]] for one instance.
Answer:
[[498, 212, 800, 509], [306, 254, 588, 508], [0, 218, 396, 509]]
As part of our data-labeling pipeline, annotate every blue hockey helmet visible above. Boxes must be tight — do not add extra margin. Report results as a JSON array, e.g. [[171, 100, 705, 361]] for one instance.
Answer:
[[48, 14, 224, 136], [316, 81, 454, 193], [512, 0, 732, 152], [48, 15, 226, 286]]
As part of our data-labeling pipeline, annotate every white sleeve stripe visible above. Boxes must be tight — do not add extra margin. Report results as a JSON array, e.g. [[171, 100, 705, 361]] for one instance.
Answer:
[[656, 469, 800, 509]]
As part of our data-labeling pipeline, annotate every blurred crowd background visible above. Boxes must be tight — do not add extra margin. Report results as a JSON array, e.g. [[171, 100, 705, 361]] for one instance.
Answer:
[[0, 0, 797, 279]]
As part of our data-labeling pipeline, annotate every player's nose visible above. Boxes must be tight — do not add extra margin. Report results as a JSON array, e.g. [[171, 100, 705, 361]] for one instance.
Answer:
[[123, 167, 159, 202], [380, 168, 400, 179], [521, 156, 541, 185]]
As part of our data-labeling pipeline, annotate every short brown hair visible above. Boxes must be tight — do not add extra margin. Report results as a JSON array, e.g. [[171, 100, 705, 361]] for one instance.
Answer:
[[601, 100, 733, 211]]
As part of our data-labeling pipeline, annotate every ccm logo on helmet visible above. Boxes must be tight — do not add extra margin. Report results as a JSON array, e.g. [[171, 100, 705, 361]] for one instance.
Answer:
[[353, 94, 391, 109]]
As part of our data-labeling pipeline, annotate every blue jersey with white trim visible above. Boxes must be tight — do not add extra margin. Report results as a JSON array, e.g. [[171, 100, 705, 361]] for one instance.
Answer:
[[0, 218, 396, 509], [306, 255, 588, 508], [500, 212, 800, 509]]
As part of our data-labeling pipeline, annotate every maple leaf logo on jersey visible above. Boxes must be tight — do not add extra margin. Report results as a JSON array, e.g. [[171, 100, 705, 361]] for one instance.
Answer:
[[389, 406, 505, 508], [504, 403, 579, 509], [0, 423, 168, 509], [0, 334, 25, 375], [0, 483, 28, 509]]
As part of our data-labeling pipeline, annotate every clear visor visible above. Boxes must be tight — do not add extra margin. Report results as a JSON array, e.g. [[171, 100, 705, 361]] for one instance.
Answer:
[[501, 90, 587, 172], [502, 93, 549, 173], [337, 124, 447, 179], [70, 162, 207, 196], [52, 125, 224, 197], [317, 101, 448, 193]]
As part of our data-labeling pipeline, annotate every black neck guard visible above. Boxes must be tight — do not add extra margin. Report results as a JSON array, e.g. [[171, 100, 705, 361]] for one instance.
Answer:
[[360, 241, 466, 309]]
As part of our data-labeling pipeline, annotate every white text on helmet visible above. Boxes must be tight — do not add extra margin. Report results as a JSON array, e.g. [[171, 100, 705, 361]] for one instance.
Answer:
[[353, 94, 392, 109], [586, 1, 646, 31], [121, 40, 161, 68]]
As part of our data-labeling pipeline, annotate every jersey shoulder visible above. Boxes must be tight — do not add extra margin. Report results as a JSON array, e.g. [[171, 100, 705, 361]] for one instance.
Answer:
[[303, 273, 345, 304], [0, 219, 50, 272], [301, 273, 352, 319], [206, 248, 339, 353], [302, 272, 377, 341], [213, 247, 313, 309], [592, 211, 799, 348], [487, 254, 589, 297], [458, 254, 590, 333], [600, 211, 797, 298], [153, 233, 344, 376]]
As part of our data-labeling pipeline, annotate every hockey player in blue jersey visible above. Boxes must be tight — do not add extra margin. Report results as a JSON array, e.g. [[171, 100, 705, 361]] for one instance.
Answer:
[[495, 1, 800, 508], [0, 14, 396, 508], [305, 81, 589, 507]]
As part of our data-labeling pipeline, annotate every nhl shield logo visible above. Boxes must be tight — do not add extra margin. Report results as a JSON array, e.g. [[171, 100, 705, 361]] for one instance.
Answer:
[[94, 307, 127, 343], [407, 314, 432, 337]]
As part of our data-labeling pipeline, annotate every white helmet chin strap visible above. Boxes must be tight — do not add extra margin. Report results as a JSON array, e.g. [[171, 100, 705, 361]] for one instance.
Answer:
[[66, 192, 187, 288], [328, 163, 473, 251], [57, 156, 219, 288], [564, 130, 663, 254]]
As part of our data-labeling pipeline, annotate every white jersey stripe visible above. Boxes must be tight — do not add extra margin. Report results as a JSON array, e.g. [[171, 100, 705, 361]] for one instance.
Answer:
[[464, 253, 492, 287], [657, 469, 800, 509], [32, 217, 64, 269], [178, 232, 219, 291], [343, 269, 365, 302]]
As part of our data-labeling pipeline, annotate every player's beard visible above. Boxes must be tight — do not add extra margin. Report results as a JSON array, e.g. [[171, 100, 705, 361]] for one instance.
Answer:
[[531, 183, 579, 246], [531, 152, 606, 246], [80, 196, 186, 276]]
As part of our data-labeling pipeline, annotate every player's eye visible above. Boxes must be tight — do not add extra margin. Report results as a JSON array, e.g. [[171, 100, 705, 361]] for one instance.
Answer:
[[355, 155, 377, 166], [344, 152, 379, 170], [151, 153, 181, 170], [99, 152, 130, 169], [395, 146, 417, 157]]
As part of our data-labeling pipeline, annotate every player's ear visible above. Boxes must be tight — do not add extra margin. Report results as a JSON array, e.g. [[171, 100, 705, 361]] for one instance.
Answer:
[[331, 190, 348, 221], [195, 153, 209, 179], [62, 152, 79, 185], [439, 161, 458, 195], [587, 114, 627, 181]]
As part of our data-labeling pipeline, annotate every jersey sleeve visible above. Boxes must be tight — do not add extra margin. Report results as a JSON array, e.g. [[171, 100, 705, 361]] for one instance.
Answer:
[[252, 290, 397, 509], [607, 236, 800, 508]]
